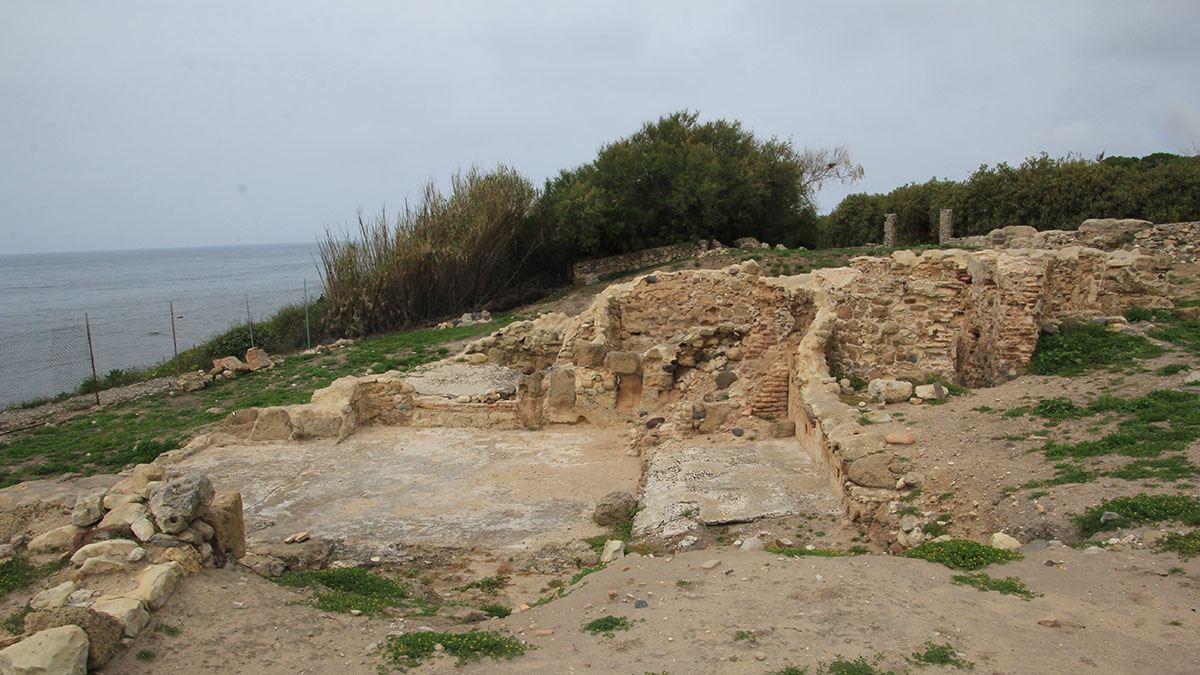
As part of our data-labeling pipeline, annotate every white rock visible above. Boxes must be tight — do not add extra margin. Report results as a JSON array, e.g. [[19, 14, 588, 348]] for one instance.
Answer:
[[600, 539, 625, 564], [77, 556, 127, 577], [131, 517, 157, 542], [103, 492, 142, 510], [739, 536, 765, 552], [867, 378, 914, 404], [123, 562, 183, 610], [27, 525, 83, 554], [29, 581, 77, 611], [71, 539, 141, 566], [0, 625, 88, 675], [98, 502, 151, 529], [700, 559, 722, 570], [989, 532, 1022, 551]]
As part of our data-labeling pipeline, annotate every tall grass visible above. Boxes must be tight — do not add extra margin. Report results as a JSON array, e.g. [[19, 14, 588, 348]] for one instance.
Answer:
[[318, 165, 542, 336]]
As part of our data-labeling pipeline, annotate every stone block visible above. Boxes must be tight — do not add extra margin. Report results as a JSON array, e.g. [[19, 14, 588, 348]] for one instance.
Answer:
[[603, 350, 641, 375], [202, 491, 246, 558], [71, 539, 141, 566], [0, 625, 88, 675], [124, 562, 183, 610], [149, 472, 214, 534], [27, 525, 83, 554], [90, 595, 150, 638], [25, 607, 123, 670]]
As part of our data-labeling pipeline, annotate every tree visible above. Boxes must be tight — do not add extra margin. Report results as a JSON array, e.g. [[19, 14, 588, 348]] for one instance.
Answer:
[[533, 111, 862, 257]]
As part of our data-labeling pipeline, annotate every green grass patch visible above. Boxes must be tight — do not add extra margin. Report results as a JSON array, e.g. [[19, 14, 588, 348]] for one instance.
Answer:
[[907, 641, 974, 669], [1148, 318, 1200, 355], [456, 576, 506, 595], [951, 572, 1040, 600], [273, 567, 408, 615], [0, 557, 65, 597], [136, 649, 156, 661], [1155, 529, 1200, 560], [480, 603, 511, 619], [582, 615, 630, 637], [1156, 363, 1191, 376], [1028, 322, 1165, 376], [1075, 493, 1200, 538], [767, 546, 866, 558], [2, 607, 29, 635], [903, 540, 1022, 570], [378, 629, 527, 669], [569, 563, 607, 586], [733, 629, 757, 643], [1033, 397, 1088, 419]]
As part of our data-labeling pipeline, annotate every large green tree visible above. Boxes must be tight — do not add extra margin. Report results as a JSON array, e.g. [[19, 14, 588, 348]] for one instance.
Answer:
[[533, 111, 861, 256]]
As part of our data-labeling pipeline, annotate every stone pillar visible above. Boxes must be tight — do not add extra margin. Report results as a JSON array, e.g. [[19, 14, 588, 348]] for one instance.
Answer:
[[883, 213, 898, 248], [939, 209, 954, 245]]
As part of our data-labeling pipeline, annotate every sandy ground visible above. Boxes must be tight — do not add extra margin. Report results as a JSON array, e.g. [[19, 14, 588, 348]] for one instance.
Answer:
[[99, 545, 1200, 674]]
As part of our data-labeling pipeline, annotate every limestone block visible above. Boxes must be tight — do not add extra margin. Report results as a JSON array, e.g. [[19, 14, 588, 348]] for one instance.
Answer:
[[249, 407, 293, 441], [990, 532, 1022, 551], [162, 546, 203, 576], [24, 607, 123, 670], [102, 492, 142, 510], [149, 472, 214, 534], [546, 368, 577, 410], [0, 625, 88, 675], [593, 491, 637, 526], [573, 340, 607, 368], [131, 517, 157, 542], [202, 491, 246, 558], [124, 562, 183, 610], [600, 539, 625, 563], [91, 595, 150, 638], [71, 491, 106, 528], [604, 350, 641, 375], [846, 453, 899, 488], [75, 556, 127, 577], [108, 463, 163, 498], [98, 502, 150, 530], [913, 383, 946, 401], [71, 539, 141, 566], [27, 525, 83, 554], [867, 378, 913, 404], [29, 581, 77, 611]]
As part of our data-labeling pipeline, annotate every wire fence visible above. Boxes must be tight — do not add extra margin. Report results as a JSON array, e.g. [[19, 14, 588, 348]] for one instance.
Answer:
[[0, 286, 317, 410]]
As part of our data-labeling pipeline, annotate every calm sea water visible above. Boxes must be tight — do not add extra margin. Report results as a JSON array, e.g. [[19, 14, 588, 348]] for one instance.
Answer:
[[0, 243, 322, 407]]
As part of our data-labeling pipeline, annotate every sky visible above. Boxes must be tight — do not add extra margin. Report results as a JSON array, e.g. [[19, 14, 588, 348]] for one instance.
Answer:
[[2, 1, 1198, 255]]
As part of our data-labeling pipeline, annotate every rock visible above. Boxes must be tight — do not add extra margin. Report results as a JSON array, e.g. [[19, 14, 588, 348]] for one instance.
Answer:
[[90, 596, 150, 638], [71, 540, 141, 566], [733, 237, 762, 249], [739, 537, 765, 552], [25, 607, 123, 670], [102, 492, 141, 510], [725, 347, 743, 361], [130, 517, 157, 542], [885, 431, 916, 445], [913, 383, 946, 401], [440, 606, 489, 623], [898, 472, 925, 489], [600, 540, 625, 564], [604, 351, 641, 375], [1099, 511, 1122, 524], [700, 559, 721, 570], [990, 532, 1022, 551], [846, 453, 898, 488], [740, 259, 761, 276], [1183, 371, 1200, 385], [240, 553, 286, 578], [646, 417, 665, 429], [27, 525, 84, 554], [29, 581, 77, 611], [75, 557, 127, 577], [252, 539, 332, 571], [202, 491, 246, 558], [767, 420, 795, 438], [162, 546, 203, 575], [593, 491, 637, 526], [867, 378, 914, 404], [71, 492, 106, 528], [0, 625, 88, 675], [98, 502, 152, 531], [863, 411, 892, 424], [634, 599, 649, 608], [284, 531, 310, 544], [572, 340, 607, 368], [900, 515, 919, 532], [177, 370, 209, 392], [149, 472, 214, 534], [714, 371, 737, 389], [108, 463, 164, 499], [190, 520, 214, 541], [123, 562, 183, 610], [838, 378, 855, 395]]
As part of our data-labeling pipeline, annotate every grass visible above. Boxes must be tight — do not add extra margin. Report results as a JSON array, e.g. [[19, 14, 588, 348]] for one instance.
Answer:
[[480, 603, 511, 619], [456, 576, 506, 595], [152, 622, 181, 636], [569, 563, 607, 586], [136, 649, 156, 660], [951, 572, 1040, 600], [2, 607, 29, 635], [273, 567, 410, 615], [582, 615, 631, 637], [0, 557, 64, 597], [1156, 363, 1191, 376], [1027, 322, 1165, 376], [903, 540, 1022, 570], [907, 642, 973, 669], [733, 629, 757, 643], [767, 546, 868, 558], [1156, 530, 1200, 560], [0, 316, 513, 487], [1074, 494, 1200, 538], [377, 629, 527, 669]]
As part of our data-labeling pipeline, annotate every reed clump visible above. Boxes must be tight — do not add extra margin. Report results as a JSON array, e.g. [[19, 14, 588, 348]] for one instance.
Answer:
[[319, 165, 542, 337]]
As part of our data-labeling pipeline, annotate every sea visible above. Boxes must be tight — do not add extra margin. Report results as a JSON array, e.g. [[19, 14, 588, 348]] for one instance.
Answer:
[[0, 243, 323, 408]]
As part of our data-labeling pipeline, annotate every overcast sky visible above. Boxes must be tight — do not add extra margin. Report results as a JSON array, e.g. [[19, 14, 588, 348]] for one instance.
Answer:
[[2, 1, 1197, 255]]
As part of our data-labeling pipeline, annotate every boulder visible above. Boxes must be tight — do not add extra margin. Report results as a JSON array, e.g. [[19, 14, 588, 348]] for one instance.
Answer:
[[75, 557, 128, 577], [108, 463, 163, 498], [131, 517, 157, 542], [162, 546, 203, 575], [97, 502, 150, 530], [733, 237, 762, 249], [846, 453, 899, 488], [767, 420, 795, 438], [739, 537, 765, 552], [1078, 218, 1153, 248], [102, 492, 142, 510], [0, 625, 88, 675], [885, 431, 916, 445], [240, 553, 286, 578], [202, 491, 246, 558], [24, 607, 122, 670], [593, 491, 637, 526], [149, 472, 214, 534], [867, 378, 913, 404], [600, 539, 625, 563], [90, 596, 150, 638], [714, 371, 738, 390], [252, 538, 332, 571], [70, 539, 141, 566], [27, 525, 84, 554], [990, 532, 1022, 551], [177, 370, 209, 392]]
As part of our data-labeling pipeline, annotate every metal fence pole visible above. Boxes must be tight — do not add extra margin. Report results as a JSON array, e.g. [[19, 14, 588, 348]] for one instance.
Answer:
[[304, 278, 311, 349], [85, 313, 100, 406], [170, 300, 180, 377], [245, 295, 255, 349]]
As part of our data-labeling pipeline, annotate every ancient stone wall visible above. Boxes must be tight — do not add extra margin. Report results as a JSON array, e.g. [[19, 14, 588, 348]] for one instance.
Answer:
[[571, 241, 710, 285], [949, 219, 1200, 261]]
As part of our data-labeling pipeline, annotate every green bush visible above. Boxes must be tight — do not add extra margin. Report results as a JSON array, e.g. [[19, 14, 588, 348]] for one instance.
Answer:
[[535, 111, 861, 256], [903, 540, 1022, 570]]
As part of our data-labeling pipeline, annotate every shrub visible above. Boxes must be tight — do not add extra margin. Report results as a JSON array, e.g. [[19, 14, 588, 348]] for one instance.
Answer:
[[1075, 494, 1200, 538], [1156, 529, 1200, 559], [582, 615, 631, 636], [903, 540, 1022, 570]]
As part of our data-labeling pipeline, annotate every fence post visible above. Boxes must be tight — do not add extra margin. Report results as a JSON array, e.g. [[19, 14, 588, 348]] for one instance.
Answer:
[[170, 300, 178, 379], [883, 213, 898, 248], [939, 209, 954, 245], [304, 278, 311, 350], [245, 295, 255, 349], [85, 313, 100, 406]]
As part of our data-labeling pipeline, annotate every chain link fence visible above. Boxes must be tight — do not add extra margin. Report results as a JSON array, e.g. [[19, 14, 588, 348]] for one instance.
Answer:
[[0, 286, 317, 410]]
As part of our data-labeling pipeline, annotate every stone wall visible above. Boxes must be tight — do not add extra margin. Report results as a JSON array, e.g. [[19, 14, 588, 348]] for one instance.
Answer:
[[571, 241, 711, 285], [949, 219, 1200, 262]]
